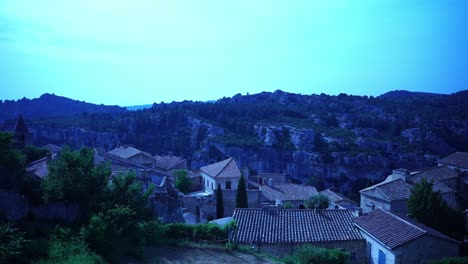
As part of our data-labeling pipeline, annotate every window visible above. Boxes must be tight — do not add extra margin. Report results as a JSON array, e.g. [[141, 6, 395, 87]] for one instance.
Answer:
[[225, 181, 231, 190], [211, 183, 213, 190], [378, 250, 386, 264], [367, 242, 372, 263]]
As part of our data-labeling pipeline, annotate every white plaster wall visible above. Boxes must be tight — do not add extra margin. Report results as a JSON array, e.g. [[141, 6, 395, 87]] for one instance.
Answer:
[[360, 231, 396, 264], [202, 172, 217, 194]]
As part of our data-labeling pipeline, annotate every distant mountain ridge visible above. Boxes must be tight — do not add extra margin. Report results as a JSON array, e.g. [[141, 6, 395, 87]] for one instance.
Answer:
[[0, 93, 125, 122]]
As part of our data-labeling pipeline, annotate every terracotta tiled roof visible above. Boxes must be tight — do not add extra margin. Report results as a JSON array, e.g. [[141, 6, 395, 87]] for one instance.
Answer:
[[155, 155, 185, 170], [319, 189, 358, 209], [360, 179, 413, 202], [200, 158, 241, 178], [107, 146, 153, 160], [354, 208, 458, 249], [439, 152, 468, 169], [231, 209, 363, 244], [26, 157, 49, 179], [44, 144, 62, 154], [409, 166, 459, 183], [261, 184, 318, 202]]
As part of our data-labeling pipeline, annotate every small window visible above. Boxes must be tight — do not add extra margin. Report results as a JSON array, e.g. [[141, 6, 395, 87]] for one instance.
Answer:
[[378, 249, 386, 264], [226, 181, 232, 190], [211, 183, 213, 190]]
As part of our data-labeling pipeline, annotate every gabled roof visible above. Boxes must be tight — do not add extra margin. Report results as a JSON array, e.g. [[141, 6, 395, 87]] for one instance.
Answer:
[[439, 152, 468, 169], [409, 166, 459, 183], [360, 179, 413, 202], [107, 146, 154, 160], [44, 144, 62, 154], [94, 149, 169, 177], [319, 189, 358, 208], [354, 208, 458, 250], [155, 155, 186, 170], [261, 184, 318, 202], [231, 209, 363, 244], [25, 157, 48, 179], [200, 158, 241, 178], [15, 114, 28, 134]]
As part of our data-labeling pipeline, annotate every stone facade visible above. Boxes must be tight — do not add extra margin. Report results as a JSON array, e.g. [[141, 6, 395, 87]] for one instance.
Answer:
[[249, 240, 366, 263]]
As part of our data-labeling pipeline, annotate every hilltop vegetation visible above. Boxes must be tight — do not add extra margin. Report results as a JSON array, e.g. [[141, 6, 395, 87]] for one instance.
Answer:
[[2, 90, 468, 195]]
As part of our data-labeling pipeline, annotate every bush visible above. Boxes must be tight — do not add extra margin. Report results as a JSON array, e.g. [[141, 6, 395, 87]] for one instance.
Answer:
[[284, 245, 349, 264], [34, 227, 104, 264], [139, 220, 166, 245], [304, 195, 330, 209], [81, 205, 144, 262], [0, 222, 28, 263], [428, 257, 468, 264]]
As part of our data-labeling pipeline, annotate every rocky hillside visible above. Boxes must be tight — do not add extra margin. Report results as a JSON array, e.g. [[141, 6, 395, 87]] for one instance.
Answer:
[[3, 90, 468, 197], [0, 93, 125, 122]]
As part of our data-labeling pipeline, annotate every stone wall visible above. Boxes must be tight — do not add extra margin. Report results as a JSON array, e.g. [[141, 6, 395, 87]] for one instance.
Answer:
[[242, 240, 366, 263], [393, 235, 459, 263]]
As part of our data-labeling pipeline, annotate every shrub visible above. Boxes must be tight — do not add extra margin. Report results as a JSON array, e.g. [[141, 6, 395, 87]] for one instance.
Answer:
[[304, 194, 330, 209], [0, 222, 28, 263], [284, 245, 349, 264], [428, 257, 468, 264], [81, 205, 144, 262], [35, 227, 104, 264]]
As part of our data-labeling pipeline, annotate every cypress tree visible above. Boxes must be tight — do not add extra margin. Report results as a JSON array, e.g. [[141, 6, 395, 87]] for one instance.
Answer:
[[235, 175, 248, 208], [216, 183, 224, 219]]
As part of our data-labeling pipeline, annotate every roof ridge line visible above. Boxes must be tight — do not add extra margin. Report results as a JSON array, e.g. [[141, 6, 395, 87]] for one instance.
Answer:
[[381, 209, 427, 235]]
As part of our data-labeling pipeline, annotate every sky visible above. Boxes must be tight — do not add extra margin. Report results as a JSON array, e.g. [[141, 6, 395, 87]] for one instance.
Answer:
[[0, 0, 467, 106]]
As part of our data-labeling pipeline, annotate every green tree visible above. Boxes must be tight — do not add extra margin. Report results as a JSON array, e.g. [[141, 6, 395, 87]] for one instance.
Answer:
[[0, 222, 28, 263], [23, 145, 48, 164], [81, 205, 144, 262], [235, 175, 248, 208], [282, 201, 294, 209], [174, 169, 191, 194], [104, 171, 154, 221], [41, 147, 110, 216], [37, 227, 104, 264], [408, 179, 464, 239], [304, 194, 330, 209], [216, 184, 224, 218]]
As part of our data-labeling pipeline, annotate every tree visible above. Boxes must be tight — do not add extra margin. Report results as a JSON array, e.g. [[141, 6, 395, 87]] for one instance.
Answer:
[[305, 194, 330, 209], [41, 147, 110, 216], [0, 222, 28, 263], [174, 169, 191, 194], [408, 179, 464, 239], [81, 205, 144, 262], [104, 171, 154, 221], [235, 175, 248, 208], [216, 184, 224, 219]]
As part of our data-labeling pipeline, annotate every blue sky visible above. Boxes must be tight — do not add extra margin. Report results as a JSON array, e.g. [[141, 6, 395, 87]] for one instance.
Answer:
[[0, 0, 467, 106]]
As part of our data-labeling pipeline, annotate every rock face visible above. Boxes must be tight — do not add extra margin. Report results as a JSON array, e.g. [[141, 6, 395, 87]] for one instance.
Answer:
[[30, 126, 120, 150]]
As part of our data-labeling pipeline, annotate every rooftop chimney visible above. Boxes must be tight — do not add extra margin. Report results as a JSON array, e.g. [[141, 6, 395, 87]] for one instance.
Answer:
[[391, 168, 410, 182]]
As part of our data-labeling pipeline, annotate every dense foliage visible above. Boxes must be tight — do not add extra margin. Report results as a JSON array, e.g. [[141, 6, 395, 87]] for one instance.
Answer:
[[235, 175, 248, 208], [408, 179, 465, 240], [283, 245, 349, 264], [304, 194, 331, 209], [174, 169, 191, 194], [0, 222, 28, 263]]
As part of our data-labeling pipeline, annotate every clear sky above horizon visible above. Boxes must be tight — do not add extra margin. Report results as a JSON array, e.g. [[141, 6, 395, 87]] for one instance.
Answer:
[[0, 0, 467, 106]]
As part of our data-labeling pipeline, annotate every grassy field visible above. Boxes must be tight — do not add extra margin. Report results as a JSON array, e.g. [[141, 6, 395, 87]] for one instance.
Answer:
[[126, 245, 276, 264]]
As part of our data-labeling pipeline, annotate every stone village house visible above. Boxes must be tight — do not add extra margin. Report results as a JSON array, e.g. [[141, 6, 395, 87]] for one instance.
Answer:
[[354, 208, 459, 264], [230, 208, 366, 263], [200, 157, 241, 194]]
